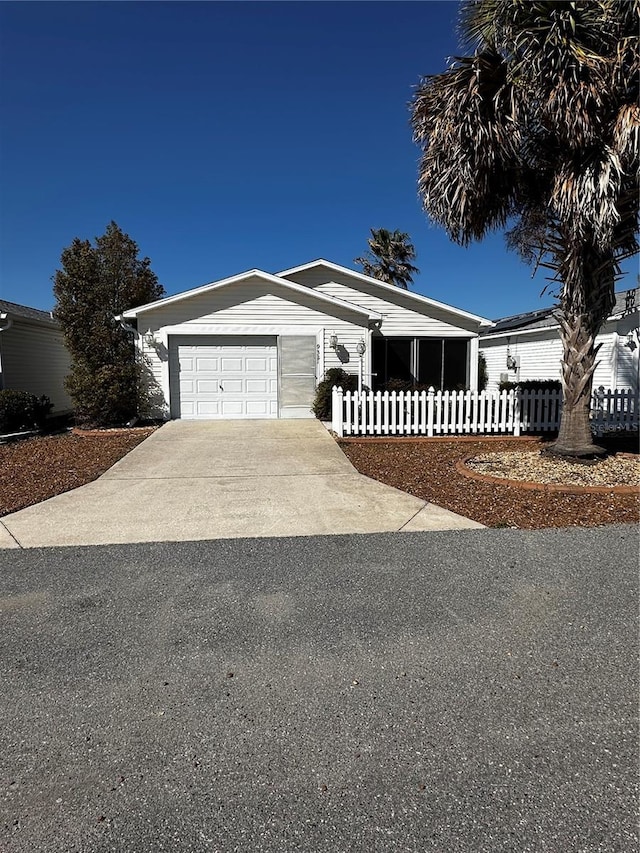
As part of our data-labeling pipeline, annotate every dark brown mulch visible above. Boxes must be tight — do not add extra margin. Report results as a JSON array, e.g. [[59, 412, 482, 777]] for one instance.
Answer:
[[0, 428, 156, 517], [339, 436, 640, 529]]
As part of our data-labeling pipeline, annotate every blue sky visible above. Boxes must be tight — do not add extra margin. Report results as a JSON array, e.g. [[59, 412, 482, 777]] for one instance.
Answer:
[[0, 1, 634, 320]]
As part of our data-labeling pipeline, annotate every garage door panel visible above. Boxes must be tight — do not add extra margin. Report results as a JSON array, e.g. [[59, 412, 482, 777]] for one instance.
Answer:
[[195, 379, 220, 393], [221, 400, 243, 416], [195, 357, 219, 371], [246, 379, 269, 393], [246, 357, 268, 371], [197, 401, 221, 416], [172, 336, 277, 420], [246, 400, 272, 415]]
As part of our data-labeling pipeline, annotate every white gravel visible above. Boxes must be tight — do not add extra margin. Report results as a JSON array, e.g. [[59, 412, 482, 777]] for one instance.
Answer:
[[467, 451, 640, 487]]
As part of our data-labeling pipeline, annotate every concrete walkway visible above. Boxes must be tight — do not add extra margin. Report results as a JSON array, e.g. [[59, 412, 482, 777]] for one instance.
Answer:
[[1, 420, 483, 548]]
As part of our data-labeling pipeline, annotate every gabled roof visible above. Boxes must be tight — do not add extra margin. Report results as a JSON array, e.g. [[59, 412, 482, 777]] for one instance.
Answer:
[[0, 299, 58, 326], [277, 259, 494, 327], [481, 286, 639, 339], [120, 268, 381, 321]]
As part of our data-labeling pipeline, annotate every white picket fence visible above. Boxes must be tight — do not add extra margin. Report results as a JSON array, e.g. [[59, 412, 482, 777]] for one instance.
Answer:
[[331, 386, 639, 438]]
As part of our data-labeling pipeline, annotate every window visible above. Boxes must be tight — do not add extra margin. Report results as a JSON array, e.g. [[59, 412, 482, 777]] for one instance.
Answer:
[[373, 337, 468, 390]]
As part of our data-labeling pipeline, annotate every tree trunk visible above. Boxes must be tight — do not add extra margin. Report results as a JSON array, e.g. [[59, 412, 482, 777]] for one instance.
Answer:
[[546, 310, 603, 457], [544, 246, 615, 459]]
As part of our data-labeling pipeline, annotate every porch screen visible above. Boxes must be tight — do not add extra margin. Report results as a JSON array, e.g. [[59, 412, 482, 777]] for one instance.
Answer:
[[374, 337, 468, 390]]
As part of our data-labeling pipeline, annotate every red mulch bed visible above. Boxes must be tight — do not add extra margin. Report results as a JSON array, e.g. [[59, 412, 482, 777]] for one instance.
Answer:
[[0, 428, 156, 517], [339, 435, 639, 529]]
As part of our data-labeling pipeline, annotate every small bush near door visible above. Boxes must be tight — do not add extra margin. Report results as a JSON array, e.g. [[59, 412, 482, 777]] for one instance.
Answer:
[[312, 368, 358, 420], [0, 390, 53, 433]]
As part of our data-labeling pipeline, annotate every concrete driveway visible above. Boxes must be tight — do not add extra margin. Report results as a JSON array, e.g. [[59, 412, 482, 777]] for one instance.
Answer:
[[0, 420, 483, 548]]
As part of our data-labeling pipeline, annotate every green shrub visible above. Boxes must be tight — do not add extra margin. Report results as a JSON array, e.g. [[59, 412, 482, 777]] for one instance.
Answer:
[[65, 361, 141, 428], [498, 379, 562, 392], [478, 352, 488, 391], [0, 389, 53, 433], [312, 368, 358, 420]]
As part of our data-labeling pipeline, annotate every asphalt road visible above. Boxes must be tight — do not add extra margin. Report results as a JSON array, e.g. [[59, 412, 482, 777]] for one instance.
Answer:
[[1, 526, 638, 852]]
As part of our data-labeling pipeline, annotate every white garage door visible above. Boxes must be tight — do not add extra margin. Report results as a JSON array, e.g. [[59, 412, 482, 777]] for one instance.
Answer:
[[171, 336, 278, 419]]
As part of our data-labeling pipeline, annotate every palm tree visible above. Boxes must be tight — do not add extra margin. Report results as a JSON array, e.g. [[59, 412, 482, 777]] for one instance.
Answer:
[[355, 228, 420, 289], [411, 0, 638, 458]]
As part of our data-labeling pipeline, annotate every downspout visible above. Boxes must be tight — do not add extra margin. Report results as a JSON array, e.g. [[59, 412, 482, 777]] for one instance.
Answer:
[[116, 316, 141, 425], [0, 313, 14, 391]]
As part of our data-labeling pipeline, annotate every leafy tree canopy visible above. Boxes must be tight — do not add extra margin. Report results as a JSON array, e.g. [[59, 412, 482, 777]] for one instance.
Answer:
[[53, 222, 165, 426]]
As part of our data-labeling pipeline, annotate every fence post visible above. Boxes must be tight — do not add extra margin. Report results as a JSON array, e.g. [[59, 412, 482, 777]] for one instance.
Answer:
[[513, 389, 521, 436], [427, 387, 435, 437], [331, 386, 344, 437]]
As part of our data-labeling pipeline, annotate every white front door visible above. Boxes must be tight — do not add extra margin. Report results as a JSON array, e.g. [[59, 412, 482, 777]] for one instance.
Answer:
[[171, 336, 278, 419]]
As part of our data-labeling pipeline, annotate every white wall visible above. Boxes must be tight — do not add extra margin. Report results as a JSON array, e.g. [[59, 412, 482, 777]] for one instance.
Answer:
[[0, 321, 72, 412], [283, 266, 480, 336], [136, 278, 370, 418], [480, 317, 639, 394], [480, 330, 563, 389]]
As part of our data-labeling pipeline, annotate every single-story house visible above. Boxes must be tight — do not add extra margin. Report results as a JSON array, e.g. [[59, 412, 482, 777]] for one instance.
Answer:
[[120, 259, 493, 420], [479, 287, 639, 394], [0, 299, 72, 413]]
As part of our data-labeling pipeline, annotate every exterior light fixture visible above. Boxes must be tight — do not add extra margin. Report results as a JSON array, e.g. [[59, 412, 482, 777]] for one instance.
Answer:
[[356, 339, 366, 356], [143, 328, 156, 347], [625, 330, 637, 350], [329, 333, 338, 350]]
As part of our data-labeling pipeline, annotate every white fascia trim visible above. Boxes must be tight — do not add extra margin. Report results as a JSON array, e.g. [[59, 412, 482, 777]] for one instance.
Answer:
[[119, 268, 379, 321], [481, 314, 626, 342], [157, 322, 369, 336], [0, 313, 60, 331], [480, 326, 561, 341], [277, 258, 494, 327]]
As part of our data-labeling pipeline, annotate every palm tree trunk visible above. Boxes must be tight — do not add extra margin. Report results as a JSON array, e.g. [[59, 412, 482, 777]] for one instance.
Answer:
[[547, 310, 602, 457], [545, 247, 615, 459]]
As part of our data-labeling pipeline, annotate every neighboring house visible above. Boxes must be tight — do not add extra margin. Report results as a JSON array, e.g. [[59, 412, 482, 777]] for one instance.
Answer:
[[120, 259, 493, 420], [0, 299, 72, 413], [480, 287, 639, 394]]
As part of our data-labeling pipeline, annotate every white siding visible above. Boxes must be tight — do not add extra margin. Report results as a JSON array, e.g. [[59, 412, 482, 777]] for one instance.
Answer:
[[480, 320, 639, 394], [143, 276, 367, 330], [615, 312, 640, 394], [0, 321, 72, 412], [616, 340, 639, 393], [322, 328, 367, 376], [592, 333, 616, 389], [136, 276, 369, 419], [282, 267, 479, 336], [480, 331, 563, 389]]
